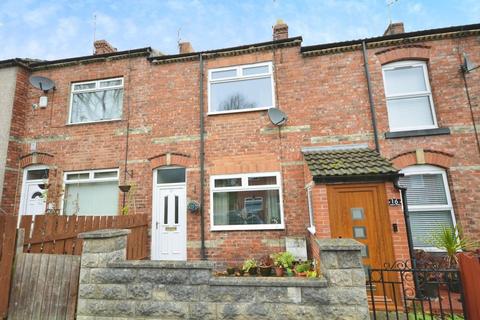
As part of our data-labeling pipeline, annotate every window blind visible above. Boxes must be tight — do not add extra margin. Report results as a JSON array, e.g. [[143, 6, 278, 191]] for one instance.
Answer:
[[399, 174, 447, 206], [409, 210, 454, 247]]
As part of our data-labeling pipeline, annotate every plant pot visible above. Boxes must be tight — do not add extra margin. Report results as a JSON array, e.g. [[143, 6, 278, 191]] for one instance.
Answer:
[[248, 267, 258, 276], [422, 282, 439, 299], [226, 267, 235, 275], [295, 271, 308, 277], [238, 269, 245, 276], [119, 185, 131, 193], [274, 267, 284, 277], [259, 266, 272, 276]]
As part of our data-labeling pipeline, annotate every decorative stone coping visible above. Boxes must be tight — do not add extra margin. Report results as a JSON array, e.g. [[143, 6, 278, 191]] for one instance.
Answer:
[[210, 276, 328, 288], [316, 238, 364, 251], [78, 229, 131, 239], [108, 260, 215, 269]]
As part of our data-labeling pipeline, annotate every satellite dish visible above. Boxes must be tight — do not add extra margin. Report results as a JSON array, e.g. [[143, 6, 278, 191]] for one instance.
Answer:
[[267, 108, 288, 126], [29, 76, 55, 93]]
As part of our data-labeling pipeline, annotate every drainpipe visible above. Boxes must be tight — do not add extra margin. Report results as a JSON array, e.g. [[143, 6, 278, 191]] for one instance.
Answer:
[[362, 41, 380, 153], [199, 54, 207, 260], [394, 178, 420, 297]]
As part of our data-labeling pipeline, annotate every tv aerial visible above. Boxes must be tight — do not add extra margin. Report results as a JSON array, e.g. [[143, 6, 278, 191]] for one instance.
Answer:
[[29, 76, 55, 109], [29, 76, 55, 93], [267, 108, 288, 126]]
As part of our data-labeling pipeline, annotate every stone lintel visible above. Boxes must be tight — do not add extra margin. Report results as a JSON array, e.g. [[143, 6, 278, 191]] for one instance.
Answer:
[[316, 238, 364, 251], [79, 229, 131, 239]]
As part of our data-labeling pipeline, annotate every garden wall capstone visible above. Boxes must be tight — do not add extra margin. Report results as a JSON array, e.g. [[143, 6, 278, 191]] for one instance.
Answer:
[[76, 229, 369, 320]]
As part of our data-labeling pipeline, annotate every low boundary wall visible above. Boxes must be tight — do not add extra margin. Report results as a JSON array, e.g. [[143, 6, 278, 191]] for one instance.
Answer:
[[76, 229, 369, 320]]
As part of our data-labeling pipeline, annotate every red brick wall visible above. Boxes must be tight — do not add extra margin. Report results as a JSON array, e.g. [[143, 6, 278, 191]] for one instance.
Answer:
[[1, 31, 479, 264]]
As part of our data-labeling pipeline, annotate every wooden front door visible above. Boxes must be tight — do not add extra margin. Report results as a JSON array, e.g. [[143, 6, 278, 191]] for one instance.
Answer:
[[327, 183, 395, 272]]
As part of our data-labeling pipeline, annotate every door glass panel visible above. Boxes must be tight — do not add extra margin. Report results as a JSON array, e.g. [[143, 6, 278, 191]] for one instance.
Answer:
[[361, 245, 369, 258], [353, 226, 367, 239], [157, 168, 186, 184], [175, 196, 179, 224], [164, 196, 168, 224], [27, 169, 49, 180], [351, 208, 364, 220]]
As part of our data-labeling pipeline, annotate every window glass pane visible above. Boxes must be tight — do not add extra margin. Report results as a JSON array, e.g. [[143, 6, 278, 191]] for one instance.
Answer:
[[353, 226, 367, 239], [384, 65, 427, 95], [73, 83, 96, 90], [409, 210, 454, 247], [175, 196, 179, 224], [157, 168, 186, 184], [100, 79, 122, 87], [213, 190, 281, 226], [351, 208, 364, 220], [27, 169, 49, 180], [211, 69, 237, 80], [64, 181, 118, 215], [70, 88, 123, 123], [387, 96, 434, 129], [243, 65, 269, 76], [248, 176, 277, 186], [94, 171, 118, 179], [66, 173, 89, 180], [399, 174, 447, 206], [164, 196, 168, 224], [210, 77, 273, 112], [215, 178, 241, 188]]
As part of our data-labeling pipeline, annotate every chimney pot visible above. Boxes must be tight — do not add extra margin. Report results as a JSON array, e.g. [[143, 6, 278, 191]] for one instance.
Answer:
[[94, 40, 117, 55], [383, 22, 405, 36], [179, 42, 194, 54], [273, 19, 289, 41]]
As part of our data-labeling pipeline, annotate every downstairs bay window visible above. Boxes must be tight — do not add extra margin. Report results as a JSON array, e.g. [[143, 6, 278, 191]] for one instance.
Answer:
[[210, 172, 284, 231], [399, 165, 456, 249], [63, 169, 119, 216]]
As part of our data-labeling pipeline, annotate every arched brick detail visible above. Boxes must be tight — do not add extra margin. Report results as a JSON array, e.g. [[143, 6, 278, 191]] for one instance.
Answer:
[[149, 152, 192, 169], [390, 150, 453, 169], [19, 152, 54, 168], [375, 44, 431, 65]]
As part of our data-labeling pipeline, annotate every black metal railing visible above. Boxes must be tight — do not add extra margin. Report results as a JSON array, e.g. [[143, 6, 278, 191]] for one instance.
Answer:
[[367, 260, 467, 320]]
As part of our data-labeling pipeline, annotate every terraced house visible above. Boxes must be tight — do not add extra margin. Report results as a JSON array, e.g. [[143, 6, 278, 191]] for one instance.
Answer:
[[0, 21, 479, 275]]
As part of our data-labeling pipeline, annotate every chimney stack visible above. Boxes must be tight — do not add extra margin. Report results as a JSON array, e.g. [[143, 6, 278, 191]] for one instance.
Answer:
[[94, 40, 117, 55], [273, 19, 289, 40], [383, 22, 405, 36], [179, 42, 194, 54]]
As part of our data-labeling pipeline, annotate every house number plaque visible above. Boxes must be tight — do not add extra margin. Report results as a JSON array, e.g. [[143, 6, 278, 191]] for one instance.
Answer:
[[388, 198, 402, 206]]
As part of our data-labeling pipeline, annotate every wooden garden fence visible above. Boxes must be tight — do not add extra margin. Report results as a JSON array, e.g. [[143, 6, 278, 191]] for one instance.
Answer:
[[458, 252, 480, 320], [0, 215, 17, 319]]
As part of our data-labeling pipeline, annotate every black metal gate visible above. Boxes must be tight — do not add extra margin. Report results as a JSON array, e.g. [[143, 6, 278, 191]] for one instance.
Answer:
[[367, 260, 467, 320]]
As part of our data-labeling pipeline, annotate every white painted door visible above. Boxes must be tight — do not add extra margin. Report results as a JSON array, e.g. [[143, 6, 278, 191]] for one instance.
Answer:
[[22, 183, 47, 216], [19, 166, 49, 217], [152, 186, 187, 260]]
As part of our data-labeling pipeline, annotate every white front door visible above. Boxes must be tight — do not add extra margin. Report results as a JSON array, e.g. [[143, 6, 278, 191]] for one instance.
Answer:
[[19, 166, 49, 217], [152, 186, 187, 260]]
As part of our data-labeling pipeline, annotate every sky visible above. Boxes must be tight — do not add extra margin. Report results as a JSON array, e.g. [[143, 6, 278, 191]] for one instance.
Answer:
[[0, 0, 478, 60]]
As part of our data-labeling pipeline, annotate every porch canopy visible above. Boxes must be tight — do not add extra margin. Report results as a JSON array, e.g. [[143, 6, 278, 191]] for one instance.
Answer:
[[303, 145, 400, 183]]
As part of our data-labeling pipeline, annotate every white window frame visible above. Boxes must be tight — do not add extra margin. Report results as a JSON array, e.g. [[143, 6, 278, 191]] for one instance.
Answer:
[[68, 77, 124, 125], [400, 165, 457, 252], [306, 185, 316, 235], [61, 168, 119, 215], [382, 60, 438, 132], [207, 61, 276, 115], [210, 172, 284, 231]]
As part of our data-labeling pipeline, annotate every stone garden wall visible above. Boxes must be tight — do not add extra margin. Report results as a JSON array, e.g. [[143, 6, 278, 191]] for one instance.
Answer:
[[76, 229, 369, 320]]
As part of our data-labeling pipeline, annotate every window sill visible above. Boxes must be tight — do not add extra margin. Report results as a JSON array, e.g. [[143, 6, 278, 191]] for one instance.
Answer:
[[211, 224, 285, 231], [385, 127, 450, 139], [66, 118, 123, 126], [207, 107, 271, 116]]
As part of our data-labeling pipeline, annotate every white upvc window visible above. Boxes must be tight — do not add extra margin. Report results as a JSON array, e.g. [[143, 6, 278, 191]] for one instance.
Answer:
[[210, 172, 284, 231], [63, 169, 119, 216], [69, 77, 124, 124], [382, 60, 437, 132], [399, 165, 456, 250], [306, 185, 316, 235], [208, 62, 275, 114]]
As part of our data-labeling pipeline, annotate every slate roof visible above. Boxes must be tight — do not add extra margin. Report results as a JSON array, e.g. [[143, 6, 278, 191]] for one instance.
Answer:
[[303, 148, 398, 179]]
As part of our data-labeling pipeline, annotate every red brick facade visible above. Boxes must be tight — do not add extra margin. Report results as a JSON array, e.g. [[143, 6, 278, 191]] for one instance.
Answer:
[[1, 23, 479, 265]]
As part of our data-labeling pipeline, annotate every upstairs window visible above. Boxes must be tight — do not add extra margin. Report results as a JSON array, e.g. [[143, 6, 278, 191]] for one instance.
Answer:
[[69, 78, 123, 124], [382, 61, 437, 132], [398, 165, 456, 249], [210, 172, 284, 230], [63, 169, 119, 216], [208, 62, 275, 114]]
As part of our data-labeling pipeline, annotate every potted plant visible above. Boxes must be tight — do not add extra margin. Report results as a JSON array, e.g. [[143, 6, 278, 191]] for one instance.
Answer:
[[426, 225, 479, 292], [242, 258, 258, 276], [271, 252, 295, 277], [226, 266, 235, 275], [258, 256, 273, 276], [294, 261, 311, 277]]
